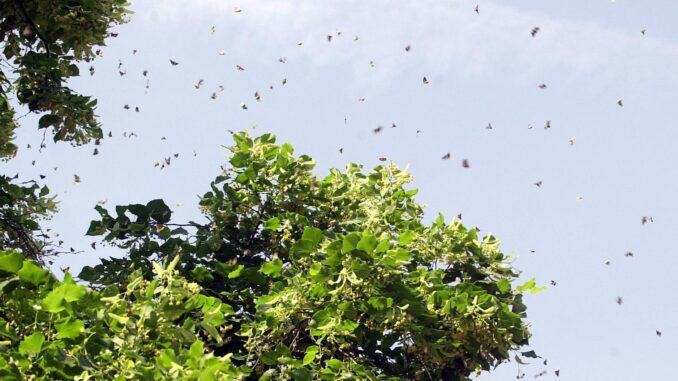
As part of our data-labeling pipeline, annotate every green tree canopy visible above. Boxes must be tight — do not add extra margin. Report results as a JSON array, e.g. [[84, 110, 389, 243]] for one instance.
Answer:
[[0, 0, 129, 264], [0, 0, 129, 158], [78, 132, 538, 380]]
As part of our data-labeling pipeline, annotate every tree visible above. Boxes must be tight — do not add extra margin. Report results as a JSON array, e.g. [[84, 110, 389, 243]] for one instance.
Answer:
[[0, 0, 129, 263], [0, 250, 249, 380], [80, 132, 538, 380], [0, 0, 130, 157]]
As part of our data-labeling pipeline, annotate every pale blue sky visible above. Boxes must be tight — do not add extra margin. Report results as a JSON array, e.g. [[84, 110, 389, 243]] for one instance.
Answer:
[[9, 0, 678, 379]]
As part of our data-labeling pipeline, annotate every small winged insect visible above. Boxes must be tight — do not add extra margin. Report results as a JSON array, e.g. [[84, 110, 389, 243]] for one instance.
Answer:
[[327, 34, 333, 42], [405, 45, 411, 52], [616, 296, 623, 305], [423, 76, 429, 84], [254, 91, 262, 102], [544, 120, 551, 130], [282, 78, 288, 85], [641, 216, 653, 224], [211, 92, 217, 99], [240, 102, 248, 110], [624, 252, 634, 257], [89, 66, 95, 76], [531, 26, 540, 37], [279, 57, 287, 63], [123, 104, 130, 110], [169, 59, 179, 66], [534, 181, 543, 187], [233, 7, 242, 13], [143, 69, 148, 76], [539, 83, 547, 89], [656, 330, 662, 337], [485, 123, 493, 130], [378, 157, 387, 162], [462, 159, 470, 168], [339, 148, 343, 154], [442, 153, 450, 160], [195, 79, 204, 89], [73, 174, 81, 184], [474, 5, 479, 14], [617, 99, 624, 107], [373, 126, 383, 134]]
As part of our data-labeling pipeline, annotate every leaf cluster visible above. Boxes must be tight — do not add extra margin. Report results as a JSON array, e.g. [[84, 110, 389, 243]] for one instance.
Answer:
[[0, 250, 249, 380], [0, 0, 130, 158]]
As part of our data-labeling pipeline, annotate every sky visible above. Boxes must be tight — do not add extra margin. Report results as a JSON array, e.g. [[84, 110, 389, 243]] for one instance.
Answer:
[[7, 0, 678, 379]]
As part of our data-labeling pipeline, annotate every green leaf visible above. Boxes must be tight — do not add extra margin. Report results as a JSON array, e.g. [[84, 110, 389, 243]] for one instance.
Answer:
[[517, 278, 546, 295], [260, 260, 283, 277], [146, 199, 172, 224], [292, 367, 312, 381], [263, 217, 280, 231], [302, 345, 319, 365], [342, 232, 361, 253], [227, 265, 245, 279], [19, 332, 44, 354], [398, 231, 416, 245], [38, 114, 60, 129], [356, 233, 377, 254], [42, 274, 88, 312], [0, 251, 23, 273], [189, 339, 204, 359], [17, 261, 50, 286], [56, 319, 85, 339], [497, 279, 511, 293], [301, 227, 323, 247]]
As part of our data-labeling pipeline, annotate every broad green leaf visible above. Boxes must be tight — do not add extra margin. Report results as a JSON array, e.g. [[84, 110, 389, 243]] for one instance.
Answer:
[[56, 319, 85, 339], [497, 279, 511, 293], [398, 231, 416, 245], [19, 332, 44, 354], [263, 217, 280, 231], [303, 345, 319, 365], [0, 251, 23, 273], [227, 265, 245, 279], [301, 227, 323, 247], [342, 232, 361, 253], [356, 233, 377, 254], [517, 278, 546, 295], [260, 260, 283, 277], [17, 261, 50, 286], [146, 199, 171, 224]]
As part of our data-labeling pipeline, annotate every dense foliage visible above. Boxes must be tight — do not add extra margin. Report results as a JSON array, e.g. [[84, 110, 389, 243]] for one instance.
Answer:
[[0, 250, 249, 380], [0, 0, 129, 264], [0, 0, 129, 158], [77, 132, 539, 380], [0, 3, 541, 379]]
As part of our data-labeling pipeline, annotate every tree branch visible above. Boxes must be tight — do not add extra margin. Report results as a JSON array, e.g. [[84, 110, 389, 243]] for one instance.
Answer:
[[13, 0, 51, 55]]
